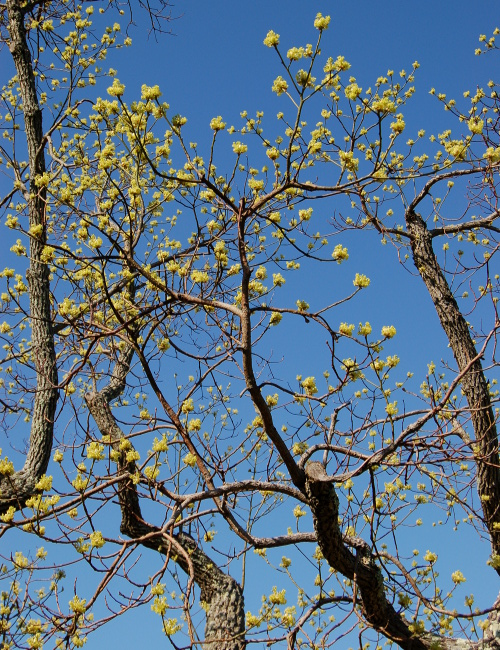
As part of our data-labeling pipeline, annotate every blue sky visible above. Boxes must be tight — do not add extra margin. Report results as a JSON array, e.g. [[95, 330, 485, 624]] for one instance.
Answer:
[[2, 1, 500, 648]]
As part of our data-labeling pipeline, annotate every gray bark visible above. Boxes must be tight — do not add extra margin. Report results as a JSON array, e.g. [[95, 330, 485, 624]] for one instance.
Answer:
[[306, 461, 500, 650], [406, 208, 500, 560], [0, 0, 59, 513]]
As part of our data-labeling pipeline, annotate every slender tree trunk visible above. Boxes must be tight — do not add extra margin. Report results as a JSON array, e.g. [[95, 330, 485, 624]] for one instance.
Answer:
[[0, 0, 58, 513], [406, 208, 500, 560]]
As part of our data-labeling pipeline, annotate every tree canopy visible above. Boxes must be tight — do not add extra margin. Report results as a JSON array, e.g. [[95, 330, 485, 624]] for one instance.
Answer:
[[0, 2, 500, 649]]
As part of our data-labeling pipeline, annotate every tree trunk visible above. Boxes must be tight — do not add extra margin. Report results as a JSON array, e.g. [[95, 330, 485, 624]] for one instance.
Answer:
[[0, 0, 58, 513], [406, 208, 500, 561]]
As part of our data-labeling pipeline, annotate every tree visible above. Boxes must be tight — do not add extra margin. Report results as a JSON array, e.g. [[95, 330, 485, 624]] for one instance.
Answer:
[[0, 2, 499, 648]]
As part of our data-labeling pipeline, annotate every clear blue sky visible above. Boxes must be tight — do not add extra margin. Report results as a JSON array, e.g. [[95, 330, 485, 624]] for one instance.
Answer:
[[1, 1, 499, 647]]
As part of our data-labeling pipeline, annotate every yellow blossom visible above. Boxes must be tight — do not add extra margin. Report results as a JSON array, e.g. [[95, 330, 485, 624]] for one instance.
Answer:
[[269, 312, 282, 326], [141, 84, 162, 100], [263, 30, 280, 47], [107, 78, 125, 97], [69, 595, 87, 615], [371, 97, 396, 113], [358, 322, 372, 336], [86, 442, 105, 461], [381, 325, 397, 338], [181, 398, 194, 413], [269, 586, 287, 604], [183, 453, 197, 467], [90, 531, 105, 548], [272, 76, 288, 96], [296, 299, 309, 312], [385, 401, 398, 416], [468, 117, 483, 134], [210, 115, 226, 131], [353, 273, 370, 288], [314, 12, 331, 30], [232, 141, 248, 154], [451, 570, 466, 584], [339, 323, 355, 336], [345, 83, 362, 101], [339, 150, 359, 172], [293, 505, 306, 518], [35, 474, 53, 491]]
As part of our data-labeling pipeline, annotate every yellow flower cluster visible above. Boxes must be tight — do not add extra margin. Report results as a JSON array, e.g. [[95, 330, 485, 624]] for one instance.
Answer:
[[263, 30, 280, 47], [339, 323, 355, 336], [272, 76, 288, 96], [269, 312, 282, 326], [371, 97, 396, 113], [187, 418, 202, 432], [86, 442, 105, 460], [191, 270, 209, 283], [345, 83, 362, 101], [183, 453, 197, 467], [353, 273, 370, 288], [339, 150, 359, 172], [107, 78, 125, 97], [313, 13, 331, 30], [69, 595, 87, 615], [332, 245, 349, 263], [90, 531, 105, 548], [358, 322, 372, 336], [232, 141, 248, 154], [301, 376, 317, 395], [141, 84, 162, 100], [35, 474, 53, 491], [268, 587, 287, 605], [181, 398, 194, 413], [381, 325, 397, 338], [210, 115, 226, 131]]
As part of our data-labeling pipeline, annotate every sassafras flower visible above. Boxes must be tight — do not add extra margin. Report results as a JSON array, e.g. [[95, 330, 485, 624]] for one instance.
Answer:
[[287, 47, 304, 61], [301, 376, 318, 395], [191, 270, 209, 283], [107, 78, 125, 97], [381, 325, 397, 338], [263, 30, 280, 47], [272, 76, 288, 96], [314, 13, 331, 30], [269, 312, 282, 326], [345, 83, 362, 101], [90, 531, 105, 548], [293, 505, 306, 518], [183, 453, 197, 467], [339, 323, 355, 336], [296, 299, 309, 312], [339, 150, 359, 172], [451, 570, 466, 584], [209, 115, 226, 131], [358, 322, 372, 336], [353, 273, 370, 288], [141, 84, 162, 100], [385, 401, 398, 416], [371, 97, 396, 113], [232, 141, 248, 154], [332, 244, 349, 263]]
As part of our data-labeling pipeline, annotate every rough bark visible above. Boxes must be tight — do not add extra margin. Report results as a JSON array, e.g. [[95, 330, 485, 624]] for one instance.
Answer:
[[305, 461, 428, 650], [305, 462, 500, 650], [406, 208, 500, 559], [85, 348, 246, 650], [0, 0, 59, 513]]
